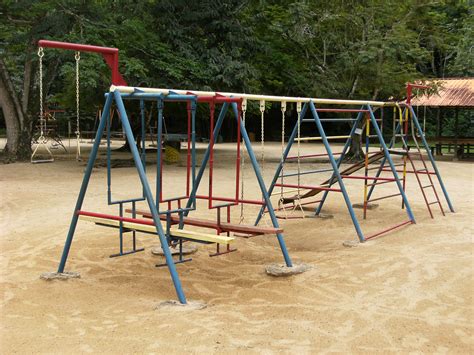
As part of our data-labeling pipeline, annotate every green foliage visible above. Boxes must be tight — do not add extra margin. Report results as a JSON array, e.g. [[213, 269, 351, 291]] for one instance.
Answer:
[[1, 0, 471, 139]]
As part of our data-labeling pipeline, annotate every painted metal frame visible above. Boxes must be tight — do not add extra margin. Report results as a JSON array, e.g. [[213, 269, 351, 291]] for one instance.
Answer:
[[258, 101, 415, 242]]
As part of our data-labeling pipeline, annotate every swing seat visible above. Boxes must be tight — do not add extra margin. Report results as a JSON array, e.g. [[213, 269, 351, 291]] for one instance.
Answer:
[[78, 212, 235, 245], [126, 209, 284, 235]]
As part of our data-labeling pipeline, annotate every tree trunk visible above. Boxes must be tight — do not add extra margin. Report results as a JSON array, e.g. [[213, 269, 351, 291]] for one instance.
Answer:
[[345, 119, 365, 162], [0, 57, 32, 162]]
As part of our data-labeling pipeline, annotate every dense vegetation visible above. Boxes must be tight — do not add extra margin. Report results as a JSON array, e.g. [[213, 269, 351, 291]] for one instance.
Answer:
[[0, 0, 472, 161]]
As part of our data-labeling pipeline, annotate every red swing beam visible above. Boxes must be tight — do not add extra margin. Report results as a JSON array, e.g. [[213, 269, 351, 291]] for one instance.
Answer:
[[38, 40, 127, 86]]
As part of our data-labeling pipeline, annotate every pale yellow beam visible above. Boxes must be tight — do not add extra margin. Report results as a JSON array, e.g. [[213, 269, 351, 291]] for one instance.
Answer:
[[79, 215, 234, 244], [110, 85, 386, 106]]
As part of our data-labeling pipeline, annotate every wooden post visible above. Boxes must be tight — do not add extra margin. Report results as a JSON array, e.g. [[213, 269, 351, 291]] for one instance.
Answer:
[[454, 107, 459, 161]]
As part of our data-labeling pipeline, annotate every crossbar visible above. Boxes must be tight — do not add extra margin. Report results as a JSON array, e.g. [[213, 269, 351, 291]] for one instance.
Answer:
[[274, 183, 342, 192], [110, 85, 385, 106], [295, 136, 351, 142]]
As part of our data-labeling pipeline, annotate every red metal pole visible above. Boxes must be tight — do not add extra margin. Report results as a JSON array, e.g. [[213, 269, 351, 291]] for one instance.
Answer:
[[38, 39, 127, 85], [208, 101, 215, 209], [235, 103, 241, 203]]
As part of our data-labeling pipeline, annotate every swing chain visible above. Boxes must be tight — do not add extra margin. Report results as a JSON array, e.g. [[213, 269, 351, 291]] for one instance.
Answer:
[[239, 98, 247, 223], [280, 101, 287, 201], [75, 52, 81, 138], [75, 51, 81, 160], [259, 100, 265, 176], [296, 102, 302, 197], [37, 47, 45, 141]]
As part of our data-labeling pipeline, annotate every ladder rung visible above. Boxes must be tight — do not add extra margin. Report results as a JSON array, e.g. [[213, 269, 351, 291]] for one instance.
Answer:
[[428, 201, 439, 205], [422, 184, 433, 189]]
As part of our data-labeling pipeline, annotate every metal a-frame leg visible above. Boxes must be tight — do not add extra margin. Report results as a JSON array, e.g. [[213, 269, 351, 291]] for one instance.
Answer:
[[408, 106, 454, 212], [367, 105, 415, 223], [307, 101, 366, 242], [314, 109, 365, 216], [185, 103, 230, 213], [366, 121, 402, 202], [58, 91, 187, 304], [58, 94, 114, 274], [230, 103, 292, 267]]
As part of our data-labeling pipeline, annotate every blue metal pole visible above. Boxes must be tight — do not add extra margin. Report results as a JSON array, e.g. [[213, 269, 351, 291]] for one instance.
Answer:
[[231, 103, 292, 267], [254, 103, 309, 225], [366, 119, 403, 201], [309, 101, 365, 242], [140, 99, 146, 166], [107, 104, 112, 204], [58, 94, 113, 273], [408, 105, 454, 212], [191, 99, 197, 207], [315, 109, 365, 215], [367, 105, 416, 222], [184, 103, 230, 214], [113, 90, 187, 304], [156, 98, 164, 210]]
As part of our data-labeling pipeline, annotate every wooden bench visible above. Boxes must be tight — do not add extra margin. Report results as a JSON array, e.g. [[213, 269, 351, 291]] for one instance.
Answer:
[[126, 209, 283, 235], [78, 212, 235, 245], [428, 136, 474, 158]]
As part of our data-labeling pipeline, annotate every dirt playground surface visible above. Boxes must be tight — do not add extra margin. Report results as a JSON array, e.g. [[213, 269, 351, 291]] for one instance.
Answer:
[[1, 142, 473, 353]]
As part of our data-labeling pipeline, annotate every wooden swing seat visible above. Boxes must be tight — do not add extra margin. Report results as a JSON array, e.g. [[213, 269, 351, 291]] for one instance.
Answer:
[[126, 209, 283, 235], [78, 213, 234, 245]]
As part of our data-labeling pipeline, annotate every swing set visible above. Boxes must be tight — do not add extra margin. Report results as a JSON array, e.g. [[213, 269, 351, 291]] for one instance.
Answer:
[[33, 40, 127, 163], [45, 41, 454, 304]]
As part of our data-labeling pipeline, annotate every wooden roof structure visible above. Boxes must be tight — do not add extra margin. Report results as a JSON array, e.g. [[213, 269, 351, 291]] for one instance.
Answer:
[[410, 78, 474, 107]]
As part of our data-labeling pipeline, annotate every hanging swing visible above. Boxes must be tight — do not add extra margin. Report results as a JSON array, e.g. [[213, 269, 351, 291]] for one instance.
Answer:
[[276, 101, 306, 219], [31, 47, 54, 164], [32, 47, 82, 163]]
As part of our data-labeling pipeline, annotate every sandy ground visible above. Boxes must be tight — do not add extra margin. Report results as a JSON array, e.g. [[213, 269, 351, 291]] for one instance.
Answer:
[[0, 141, 473, 353]]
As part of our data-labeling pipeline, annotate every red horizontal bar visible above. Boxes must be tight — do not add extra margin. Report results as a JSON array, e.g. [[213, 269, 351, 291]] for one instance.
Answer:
[[365, 220, 413, 240], [316, 108, 368, 113], [78, 210, 155, 226], [340, 175, 396, 181], [196, 195, 264, 206], [274, 183, 341, 192], [287, 152, 342, 160], [368, 193, 401, 203], [381, 169, 436, 175], [38, 40, 118, 54], [186, 93, 242, 104]]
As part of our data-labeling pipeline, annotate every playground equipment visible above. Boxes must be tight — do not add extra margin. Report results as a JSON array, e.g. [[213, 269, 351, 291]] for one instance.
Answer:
[[57, 85, 297, 304], [33, 40, 127, 163], [368, 83, 454, 218], [256, 102, 416, 242]]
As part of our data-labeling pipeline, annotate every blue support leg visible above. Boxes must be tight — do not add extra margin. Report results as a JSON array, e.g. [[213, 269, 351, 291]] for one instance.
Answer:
[[315, 109, 365, 215], [113, 90, 187, 304], [254, 103, 310, 225], [184, 103, 230, 214], [58, 94, 114, 273], [308, 101, 366, 242], [367, 105, 415, 222], [230, 103, 293, 267]]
